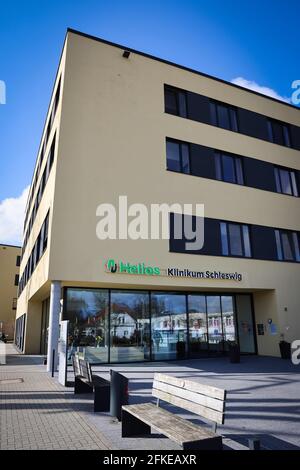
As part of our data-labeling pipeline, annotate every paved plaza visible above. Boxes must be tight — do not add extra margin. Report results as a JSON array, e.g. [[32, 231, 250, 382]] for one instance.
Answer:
[[1, 343, 300, 450]]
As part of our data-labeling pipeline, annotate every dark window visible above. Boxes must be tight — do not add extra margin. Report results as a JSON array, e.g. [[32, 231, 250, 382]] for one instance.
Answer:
[[275, 229, 300, 261], [220, 222, 251, 257], [164, 86, 187, 117], [42, 212, 49, 252], [16, 255, 21, 267], [210, 101, 238, 131], [12, 298, 17, 310], [14, 274, 19, 286], [215, 152, 244, 185], [166, 139, 190, 174], [267, 119, 291, 147], [274, 167, 298, 196], [52, 77, 61, 123]]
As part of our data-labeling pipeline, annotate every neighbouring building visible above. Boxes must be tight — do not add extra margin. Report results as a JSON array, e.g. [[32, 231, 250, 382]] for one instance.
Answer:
[[0, 244, 21, 341], [15, 29, 300, 370]]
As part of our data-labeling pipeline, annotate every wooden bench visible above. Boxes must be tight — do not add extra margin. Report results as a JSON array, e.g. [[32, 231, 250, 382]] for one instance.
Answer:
[[72, 355, 110, 412], [122, 373, 226, 450]]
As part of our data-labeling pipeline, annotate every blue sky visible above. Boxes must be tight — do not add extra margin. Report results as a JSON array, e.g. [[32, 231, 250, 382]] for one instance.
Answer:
[[0, 0, 299, 244]]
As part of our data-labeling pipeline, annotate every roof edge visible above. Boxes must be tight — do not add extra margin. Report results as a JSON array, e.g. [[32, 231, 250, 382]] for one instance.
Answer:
[[67, 27, 299, 112]]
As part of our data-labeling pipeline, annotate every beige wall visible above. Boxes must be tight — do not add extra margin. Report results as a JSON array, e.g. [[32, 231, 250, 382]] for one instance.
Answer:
[[17, 31, 300, 356], [0, 245, 21, 340]]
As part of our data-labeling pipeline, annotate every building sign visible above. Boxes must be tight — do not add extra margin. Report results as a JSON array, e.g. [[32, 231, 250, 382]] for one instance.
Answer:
[[105, 259, 242, 281]]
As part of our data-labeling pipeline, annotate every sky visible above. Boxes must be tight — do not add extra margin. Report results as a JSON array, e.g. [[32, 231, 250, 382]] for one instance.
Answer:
[[0, 0, 299, 245]]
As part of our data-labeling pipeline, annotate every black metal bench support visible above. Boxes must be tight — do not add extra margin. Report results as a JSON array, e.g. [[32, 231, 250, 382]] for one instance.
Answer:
[[74, 376, 93, 394], [122, 409, 151, 437], [94, 384, 110, 412]]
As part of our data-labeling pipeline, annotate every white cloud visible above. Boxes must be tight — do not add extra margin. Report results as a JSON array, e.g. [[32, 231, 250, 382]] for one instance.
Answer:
[[231, 77, 290, 103], [0, 186, 29, 246]]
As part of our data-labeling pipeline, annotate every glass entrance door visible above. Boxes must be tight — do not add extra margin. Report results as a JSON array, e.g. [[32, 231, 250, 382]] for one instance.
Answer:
[[188, 295, 208, 357], [236, 294, 256, 353], [187, 294, 237, 357], [151, 293, 187, 361]]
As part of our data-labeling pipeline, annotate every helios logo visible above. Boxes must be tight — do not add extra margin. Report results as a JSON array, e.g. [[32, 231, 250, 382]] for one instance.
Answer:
[[291, 340, 300, 365], [105, 259, 160, 276]]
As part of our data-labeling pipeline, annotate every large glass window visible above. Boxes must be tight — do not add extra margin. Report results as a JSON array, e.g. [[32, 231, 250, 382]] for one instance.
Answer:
[[166, 139, 190, 174], [151, 293, 187, 360], [110, 291, 150, 363], [274, 166, 298, 197], [275, 229, 300, 262], [210, 101, 238, 131], [220, 222, 252, 258], [64, 288, 109, 363], [62, 289, 255, 363], [215, 152, 244, 185]]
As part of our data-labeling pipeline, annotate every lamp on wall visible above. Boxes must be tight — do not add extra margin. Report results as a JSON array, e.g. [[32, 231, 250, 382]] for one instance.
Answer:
[[122, 50, 130, 59]]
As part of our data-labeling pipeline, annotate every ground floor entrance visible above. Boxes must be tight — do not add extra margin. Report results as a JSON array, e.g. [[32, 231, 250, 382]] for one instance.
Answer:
[[62, 287, 257, 364]]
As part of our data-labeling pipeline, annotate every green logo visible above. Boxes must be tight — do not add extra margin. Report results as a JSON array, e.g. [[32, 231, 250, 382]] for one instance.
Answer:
[[105, 259, 160, 276]]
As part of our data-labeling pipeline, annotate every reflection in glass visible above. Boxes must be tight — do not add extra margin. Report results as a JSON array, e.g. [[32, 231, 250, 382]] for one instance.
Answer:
[[228, 223, 243, 256], [64, 288, 109, 364], [166, 141, 181, 172], [151, 293, 187, 360], [188, 295, 208, 357], [221, 296, 236, 348], [207, 296, 223, 353], [110, 291, 150, 363]]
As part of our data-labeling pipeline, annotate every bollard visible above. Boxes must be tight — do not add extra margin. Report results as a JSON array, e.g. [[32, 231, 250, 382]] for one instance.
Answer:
[[248, 438, 261, 450], [51, 349, 55, 377], [110, 370, 129, 421]]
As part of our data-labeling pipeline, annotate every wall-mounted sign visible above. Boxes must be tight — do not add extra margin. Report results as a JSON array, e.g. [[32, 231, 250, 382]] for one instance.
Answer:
[[104, 259, 243, 281]]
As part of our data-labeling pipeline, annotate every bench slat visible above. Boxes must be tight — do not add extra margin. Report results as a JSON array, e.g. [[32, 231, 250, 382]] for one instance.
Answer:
[[79, 359, 92, 383], [154, 373, 225, 401], [122, 403, 219, 445], [72, 355, 81, 377], [153, 380, 224, 413], [153, 388, 224, 424]]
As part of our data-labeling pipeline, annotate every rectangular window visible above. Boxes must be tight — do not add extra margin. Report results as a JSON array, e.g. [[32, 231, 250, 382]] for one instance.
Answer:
[[16, 255, 21, 267], [210, 101, 238, 131], [42, 212, 49, 252], [166, 139, 190, 174], [275, 229, 300, 262], [215, 152, 244, 185], [220, 222, 251, 258], [14, 274, 19, 286], [164, 86, 187, 117], [267, 119, 291, 147], [274, 166, 298, 196]]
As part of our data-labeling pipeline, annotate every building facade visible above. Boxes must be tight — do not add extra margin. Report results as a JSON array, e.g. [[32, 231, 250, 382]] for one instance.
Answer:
[[15, 29, 300, 368], [0, 244, 21, 341]]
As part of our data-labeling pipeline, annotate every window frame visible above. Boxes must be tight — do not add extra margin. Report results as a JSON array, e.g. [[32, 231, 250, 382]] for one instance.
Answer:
[[210, 100, 239, 132], [275, 229, 300, 262], [215, 151, 244, 185], [164, 85, 187, 118], [274, 166, 298, 197], [220, 221, 252, 258], [166, 138, 190, 174], [267, 119, 291, 147]]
